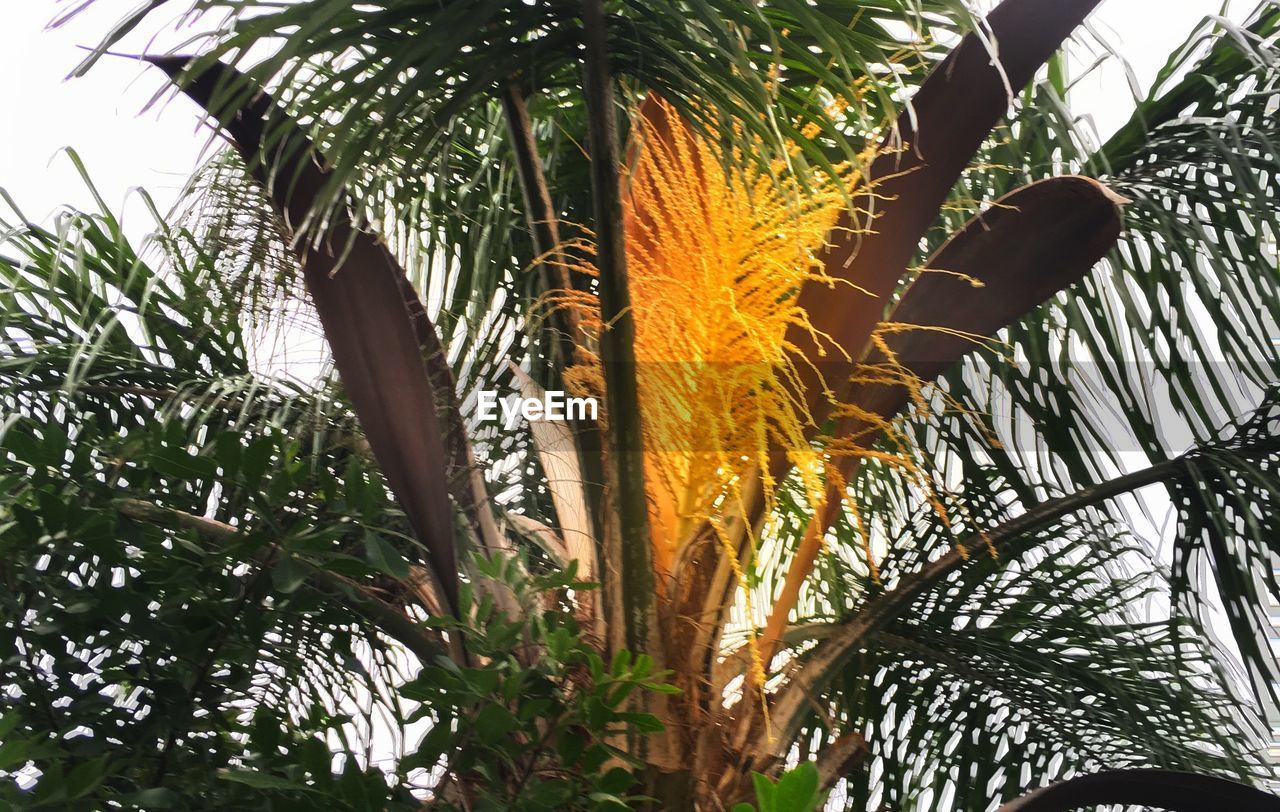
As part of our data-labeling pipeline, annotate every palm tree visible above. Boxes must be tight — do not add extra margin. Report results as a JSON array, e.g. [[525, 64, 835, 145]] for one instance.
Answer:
[[3, 0, 1280, 808]]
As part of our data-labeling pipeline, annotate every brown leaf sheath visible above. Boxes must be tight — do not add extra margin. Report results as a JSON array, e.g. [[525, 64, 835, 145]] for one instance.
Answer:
[[149, 57, 461, 613]]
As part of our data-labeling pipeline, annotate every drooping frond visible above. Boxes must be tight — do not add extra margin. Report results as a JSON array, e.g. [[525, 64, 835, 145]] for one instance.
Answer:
[[149, 56, 466, 612], [0, 173, 425, 807]]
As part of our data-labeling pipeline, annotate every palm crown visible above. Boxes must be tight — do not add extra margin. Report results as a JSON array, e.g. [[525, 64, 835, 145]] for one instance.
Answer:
[[2, 0, 1280, 809]]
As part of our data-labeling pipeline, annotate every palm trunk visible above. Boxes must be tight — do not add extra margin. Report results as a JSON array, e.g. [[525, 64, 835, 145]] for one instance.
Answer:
[[578, 0, 678, 780]]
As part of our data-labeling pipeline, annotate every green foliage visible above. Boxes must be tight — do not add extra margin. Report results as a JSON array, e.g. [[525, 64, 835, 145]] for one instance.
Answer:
[[0, 399, 670, 808], [402, 556, 676, 810], [0, 183, 672, 808], [69, 0, 974, 217], [731, 763, 826, 812], [0, 406, 410, 809]]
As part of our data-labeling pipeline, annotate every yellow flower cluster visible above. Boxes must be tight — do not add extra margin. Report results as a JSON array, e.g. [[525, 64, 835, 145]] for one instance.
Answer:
[[565, 98, 855, 571], [555, 95, 974, 721]]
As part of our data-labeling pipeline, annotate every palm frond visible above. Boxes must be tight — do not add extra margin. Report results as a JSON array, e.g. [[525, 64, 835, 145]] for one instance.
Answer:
[[0, 175, 424, 808], [69, 0, 975, 221], [744, 5, 1280, 805], [149, 56, 466, 612]]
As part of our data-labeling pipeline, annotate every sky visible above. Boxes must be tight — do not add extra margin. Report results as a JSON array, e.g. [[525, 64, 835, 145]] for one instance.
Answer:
[[0, 0, 1251, 238], [0, 2, 209, 234]]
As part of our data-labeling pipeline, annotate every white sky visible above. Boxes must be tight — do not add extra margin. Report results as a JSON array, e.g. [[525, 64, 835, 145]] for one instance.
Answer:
[[0, 2, 208, 233], [0, 1, 1250, 236]]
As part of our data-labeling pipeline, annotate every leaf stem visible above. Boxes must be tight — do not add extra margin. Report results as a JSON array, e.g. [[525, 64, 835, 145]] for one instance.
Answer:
[[578, 0, 658, 660], [758, 436, 1280, 762], [114, 498, 449, 664]]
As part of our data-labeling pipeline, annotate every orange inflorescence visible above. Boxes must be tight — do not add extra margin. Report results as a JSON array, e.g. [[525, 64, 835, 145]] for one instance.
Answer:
[[564, 98, 863, 557], [627, 102, 855, 558], [556, 98, 972, 705], [557, 98, 860, 710]]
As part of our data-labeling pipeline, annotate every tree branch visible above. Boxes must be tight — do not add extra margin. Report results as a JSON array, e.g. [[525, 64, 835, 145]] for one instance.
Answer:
[[499, 83, 582, 369], [813, 732, 867, 792], [114, 498, 449, 664], [498, 94, 605, 637]]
